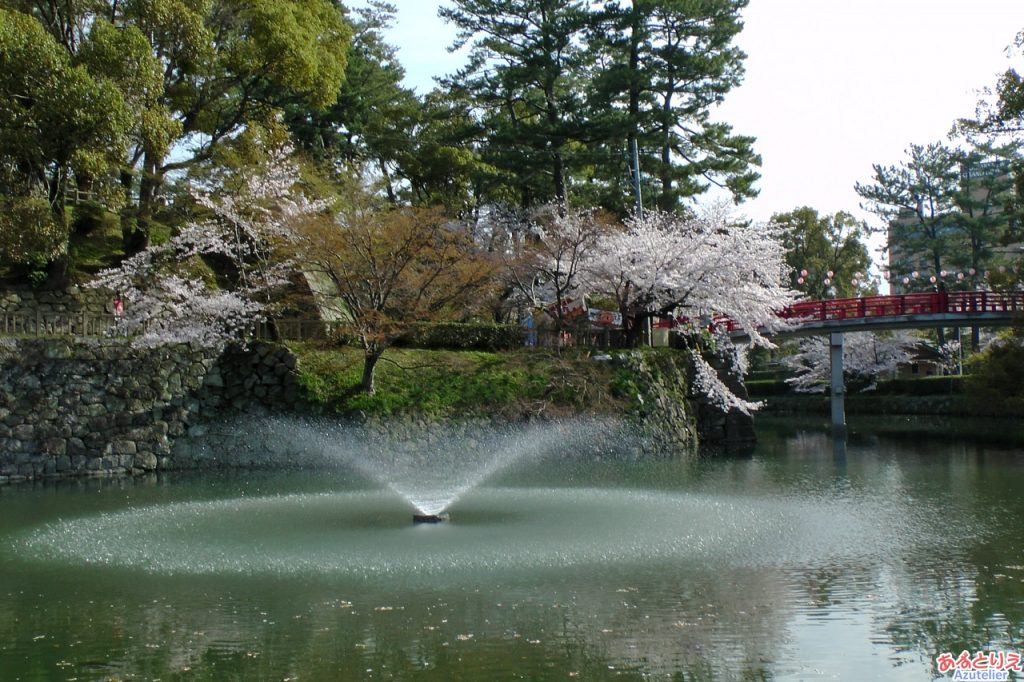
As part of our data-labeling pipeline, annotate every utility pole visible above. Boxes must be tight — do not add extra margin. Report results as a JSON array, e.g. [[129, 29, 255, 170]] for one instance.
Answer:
[[630, 137, 651, 345], [631, 137, 643, 220]]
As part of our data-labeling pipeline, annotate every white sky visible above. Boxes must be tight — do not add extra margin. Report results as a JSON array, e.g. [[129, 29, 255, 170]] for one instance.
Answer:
[[353, 0, 1022, 235]]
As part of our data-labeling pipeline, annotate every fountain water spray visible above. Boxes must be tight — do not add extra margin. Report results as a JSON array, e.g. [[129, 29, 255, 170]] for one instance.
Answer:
[[237, 416, 624, 523]]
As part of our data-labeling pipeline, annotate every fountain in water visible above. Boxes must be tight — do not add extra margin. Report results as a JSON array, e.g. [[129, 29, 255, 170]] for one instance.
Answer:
[[12, 419, 926, 582], [412, 512, 449, 523], [245, 416, 619, 523]]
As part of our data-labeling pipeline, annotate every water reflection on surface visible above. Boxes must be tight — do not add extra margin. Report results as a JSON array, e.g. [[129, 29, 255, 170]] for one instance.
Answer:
[[0, 416, 1022, 680]]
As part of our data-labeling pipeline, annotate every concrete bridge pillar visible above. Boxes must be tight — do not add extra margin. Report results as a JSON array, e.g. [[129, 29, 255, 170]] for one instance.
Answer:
[[829, 332, 845, 431]]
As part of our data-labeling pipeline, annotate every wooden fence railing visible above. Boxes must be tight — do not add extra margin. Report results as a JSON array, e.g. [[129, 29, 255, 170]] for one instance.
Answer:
[[0, 313, 127, 337]]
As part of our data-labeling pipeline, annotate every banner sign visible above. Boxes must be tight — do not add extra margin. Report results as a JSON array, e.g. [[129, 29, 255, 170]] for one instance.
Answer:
[[546, 297, 588, 320], [587, 309, 622, 327]]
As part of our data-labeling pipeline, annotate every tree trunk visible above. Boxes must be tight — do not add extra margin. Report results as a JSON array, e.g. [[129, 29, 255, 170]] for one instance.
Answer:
[[379, 159, 398, 205], [361, 352, 380, 396], [44, 255, 70, 289], [44, 167, 69, 289], [125, 155, 162, 256], [551, 150, 566, 205], [933, 251, 945, 346], [658, 90, 676, 212]]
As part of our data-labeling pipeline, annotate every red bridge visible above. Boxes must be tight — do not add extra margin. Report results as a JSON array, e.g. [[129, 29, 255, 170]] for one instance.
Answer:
[[718, 290, 1024, 430], [724, 290, 1024, 339]]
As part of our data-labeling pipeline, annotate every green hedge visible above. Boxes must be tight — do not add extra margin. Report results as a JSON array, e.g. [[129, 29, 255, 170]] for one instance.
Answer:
[[748, 376, 965, 397], [394, 322, 525, 351], [871, 376, 965, 395], [745, 379, 792, 397]]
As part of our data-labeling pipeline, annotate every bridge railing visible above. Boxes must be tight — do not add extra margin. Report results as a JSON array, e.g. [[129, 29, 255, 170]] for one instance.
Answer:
[[777, 291, 1024, 324]]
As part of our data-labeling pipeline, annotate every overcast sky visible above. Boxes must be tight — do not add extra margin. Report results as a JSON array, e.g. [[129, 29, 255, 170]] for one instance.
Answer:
[[351, 0, 1021, 236]]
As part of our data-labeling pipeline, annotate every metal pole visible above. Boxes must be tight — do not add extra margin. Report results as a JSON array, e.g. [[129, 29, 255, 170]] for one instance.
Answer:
[[830, 332, 846, 431], [631, 137, 643, 220]]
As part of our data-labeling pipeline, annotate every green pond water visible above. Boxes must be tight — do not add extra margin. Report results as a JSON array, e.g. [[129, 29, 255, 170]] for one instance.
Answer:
[[1, 416, 1023, 681]]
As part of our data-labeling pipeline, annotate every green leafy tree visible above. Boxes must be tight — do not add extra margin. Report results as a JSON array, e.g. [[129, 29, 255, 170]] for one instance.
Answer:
[[127, 0, 351, 253], [772, 207, 872, 300], [5, 0, 352, 255], [0, 8, 132, 279]]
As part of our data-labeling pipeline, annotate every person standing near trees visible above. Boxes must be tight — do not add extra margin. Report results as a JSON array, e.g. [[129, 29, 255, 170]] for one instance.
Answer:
[[113, 292, 125, 336]]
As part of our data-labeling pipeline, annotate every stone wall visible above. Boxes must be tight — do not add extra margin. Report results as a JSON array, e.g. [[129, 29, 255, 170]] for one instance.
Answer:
[[0, 335, 753, 483], [692, 351, 757, 449], [0, 286, 113, 317], [614, 352, 697, 456], [0, 339, 301, 483], [614, 349, 755, 456]]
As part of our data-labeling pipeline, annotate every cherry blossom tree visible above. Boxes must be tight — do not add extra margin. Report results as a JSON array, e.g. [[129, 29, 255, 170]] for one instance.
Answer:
[[937, 340, 963, 375], [584, 205, 797, 344], [784, 331, 917, 393], [493, 204, 614, 332], [582, 204, 799, 413], [89, 141, 321, 347]]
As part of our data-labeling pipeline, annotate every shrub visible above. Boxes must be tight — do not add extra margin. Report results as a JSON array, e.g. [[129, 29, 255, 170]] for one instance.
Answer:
[[71, 201, 106, 235], [395, 322, 525, 351], [872, 376, 965, 395], [0, 196, 65, 267], [965, 331, 1024, 414]]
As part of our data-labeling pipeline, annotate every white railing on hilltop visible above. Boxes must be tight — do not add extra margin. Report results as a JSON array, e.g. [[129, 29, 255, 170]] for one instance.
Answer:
[[0, 312, 127, 337]]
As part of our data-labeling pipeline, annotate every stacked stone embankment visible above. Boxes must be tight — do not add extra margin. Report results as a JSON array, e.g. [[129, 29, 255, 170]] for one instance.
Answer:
[[0, 286, 112, 318], [0, 339, 300, 483], [0, 287, 756, 481]]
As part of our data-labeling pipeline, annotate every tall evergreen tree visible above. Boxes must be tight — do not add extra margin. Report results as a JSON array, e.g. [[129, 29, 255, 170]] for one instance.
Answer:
[[441, 0, 758, 214], [855, 142, 961, 286], [440, 0, 593, 207], [586, 0, 758, 213], [285, 2, 417, 176], [949, 137, 1022, 284]]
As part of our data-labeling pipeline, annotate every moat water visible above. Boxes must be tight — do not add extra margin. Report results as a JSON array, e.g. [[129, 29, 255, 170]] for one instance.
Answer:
[[0, 415, 1022, 680]]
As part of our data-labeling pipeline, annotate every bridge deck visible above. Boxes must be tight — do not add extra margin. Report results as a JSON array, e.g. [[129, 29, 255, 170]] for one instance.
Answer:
[[723, 291, 1024, 340]]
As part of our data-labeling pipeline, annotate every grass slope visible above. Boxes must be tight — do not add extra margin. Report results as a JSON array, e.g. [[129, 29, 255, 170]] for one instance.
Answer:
[[289, 344, 636, 419]]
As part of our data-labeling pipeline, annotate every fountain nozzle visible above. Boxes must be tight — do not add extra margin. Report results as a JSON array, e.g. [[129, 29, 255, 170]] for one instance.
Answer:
[[413, 512, 449, 524]]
